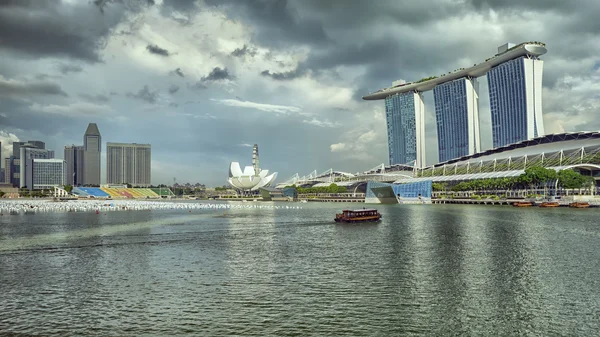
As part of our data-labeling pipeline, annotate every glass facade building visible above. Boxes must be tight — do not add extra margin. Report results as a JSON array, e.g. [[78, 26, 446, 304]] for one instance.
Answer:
[[32, 159, 66, 190], [433, 78, 481, 163], [65, 145, 84, 186], [365, 180, 432, 204], [488, 56, 545, 148], [384, 91, 425, 167]]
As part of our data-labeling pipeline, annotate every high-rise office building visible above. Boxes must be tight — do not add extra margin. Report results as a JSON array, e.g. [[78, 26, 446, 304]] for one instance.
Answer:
[[83, 123, 101, 186], [488, 48, 544, 148], [384, 91, 426, 167], [64, 145, 84, 186], [433, 77, 481, 163], [8, 140, 45, 186], [20, 145, 54, 190], [106, 143, 151, 187], [32, 159, 67, 190]]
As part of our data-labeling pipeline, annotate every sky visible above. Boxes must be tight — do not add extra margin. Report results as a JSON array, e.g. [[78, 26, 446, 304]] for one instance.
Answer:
[[1, 0, 599, 186]]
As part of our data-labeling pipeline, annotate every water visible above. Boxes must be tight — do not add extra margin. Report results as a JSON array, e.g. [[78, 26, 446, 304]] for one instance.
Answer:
[[1, 202, 599, 336]]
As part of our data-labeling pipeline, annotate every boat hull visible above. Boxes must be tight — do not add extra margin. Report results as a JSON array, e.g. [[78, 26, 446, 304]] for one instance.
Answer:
[[334, 217, 381, 223]]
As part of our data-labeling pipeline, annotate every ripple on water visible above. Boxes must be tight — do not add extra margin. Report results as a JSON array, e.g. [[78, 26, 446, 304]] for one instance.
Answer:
[[1, 204, 600, 335]]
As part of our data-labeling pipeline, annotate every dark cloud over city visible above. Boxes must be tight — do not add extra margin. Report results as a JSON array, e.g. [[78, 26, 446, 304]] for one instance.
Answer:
[[1, 0, 599, 185]]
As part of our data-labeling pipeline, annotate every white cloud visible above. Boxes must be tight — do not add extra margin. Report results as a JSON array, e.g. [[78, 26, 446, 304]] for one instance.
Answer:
[[238, 143, 253, 147], [212, 98, 301, 114], [0, 131, 20, 158], [302, 118, 341, 128], [330, 143, 346, 152], [29, 102, 114, 117]]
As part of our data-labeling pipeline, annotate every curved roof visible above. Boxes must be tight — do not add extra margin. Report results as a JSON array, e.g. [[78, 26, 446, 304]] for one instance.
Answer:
[[363, 42, 546, 100], [432, 131, 600, 168]]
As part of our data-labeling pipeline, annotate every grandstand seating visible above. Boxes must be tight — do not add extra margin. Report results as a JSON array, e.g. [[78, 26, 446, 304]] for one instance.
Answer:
[[73, 187, 110, 198], [97, 188, 161, 199], [151, 188, 174, 196]]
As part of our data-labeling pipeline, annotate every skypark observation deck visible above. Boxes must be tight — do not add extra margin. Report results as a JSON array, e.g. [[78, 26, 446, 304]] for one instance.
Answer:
[[362, 42, 547, 100]]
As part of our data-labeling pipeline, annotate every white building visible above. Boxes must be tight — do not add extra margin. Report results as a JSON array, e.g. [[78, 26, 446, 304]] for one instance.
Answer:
[[106, 143, 151, 187], [32, 159, 67, 190], [20, 145, 54, 190]]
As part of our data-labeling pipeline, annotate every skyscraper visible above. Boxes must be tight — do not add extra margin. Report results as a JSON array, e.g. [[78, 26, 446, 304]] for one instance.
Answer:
[[363, 41, 546, 165], [64, 145, 84, 186], [83, 123, 101, 186], [384, 91, 426, 167], [20, 145, 55, 190], [8, 140, 45, 186], [106, 143, 151, 187], [488, 49, 544, 148], [433, 77, 481, 163]]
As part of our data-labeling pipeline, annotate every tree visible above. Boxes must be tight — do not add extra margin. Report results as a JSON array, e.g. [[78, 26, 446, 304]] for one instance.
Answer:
[[64, 185, 73, 193], [557, 169, 589, 189]]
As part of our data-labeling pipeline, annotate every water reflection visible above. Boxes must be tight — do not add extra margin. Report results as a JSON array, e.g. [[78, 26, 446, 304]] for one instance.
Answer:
[[1, 203, 600, 335]]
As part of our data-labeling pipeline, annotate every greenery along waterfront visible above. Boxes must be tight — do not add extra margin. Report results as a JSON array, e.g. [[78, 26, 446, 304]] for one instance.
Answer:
[[432, 166, 593, 192]]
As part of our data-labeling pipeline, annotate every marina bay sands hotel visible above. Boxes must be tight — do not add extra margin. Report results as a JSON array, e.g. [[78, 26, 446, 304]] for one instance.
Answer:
[[363, 42, 546, 168]]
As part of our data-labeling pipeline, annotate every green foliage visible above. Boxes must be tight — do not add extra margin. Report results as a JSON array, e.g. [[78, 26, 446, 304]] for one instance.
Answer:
[[519, 165, 557, 186], [297, 183, 347, 194], [450, 177, 518, 192], [557, 169, 592, 189], [431, 183, 447, 191], [63, 185, 73, 193], [0, 191, 4, 198]]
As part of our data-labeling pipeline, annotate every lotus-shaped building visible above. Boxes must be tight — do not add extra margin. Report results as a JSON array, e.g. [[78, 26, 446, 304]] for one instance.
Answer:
[[228, 144, 277, 191]]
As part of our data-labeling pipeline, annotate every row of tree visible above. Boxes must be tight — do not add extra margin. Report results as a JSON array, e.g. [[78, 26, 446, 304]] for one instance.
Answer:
[[432, 166, 594, 192], [286, 183, 348, 194]]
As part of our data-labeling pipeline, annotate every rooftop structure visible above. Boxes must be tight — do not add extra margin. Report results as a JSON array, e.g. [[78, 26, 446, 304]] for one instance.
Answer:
[[364, 41, 547, 167], [393, 131, 600, 184], [363, 42, 547, 100]]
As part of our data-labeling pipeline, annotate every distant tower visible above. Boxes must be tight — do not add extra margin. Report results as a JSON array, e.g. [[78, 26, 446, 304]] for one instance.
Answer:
[[83, 123, 101, 186], [252, 144, 260, 176]]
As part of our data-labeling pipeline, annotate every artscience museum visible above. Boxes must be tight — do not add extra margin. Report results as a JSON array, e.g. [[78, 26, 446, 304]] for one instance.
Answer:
[[227, 144, 277, 192]]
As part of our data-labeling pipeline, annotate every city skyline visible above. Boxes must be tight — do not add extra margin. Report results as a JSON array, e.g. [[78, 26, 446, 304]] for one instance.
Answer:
[[1, 1, 599, 186]]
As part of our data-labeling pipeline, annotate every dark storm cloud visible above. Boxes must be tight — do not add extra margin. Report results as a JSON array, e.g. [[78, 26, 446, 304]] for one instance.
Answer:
[[201, 67, 234, 82], [260, 69, 305, 81], [187, 82, 207, 91], [231, 44, 257, 57], [58, 64, 83, 75], [168, 84, 180, 94], [126, 85, 158, 104], [170, 67, 185, 77], [0, 0, 135, 62], [146, 44, 170, 56], [0, 76, 68, 98], [204, 0, 329, 47], [79, 93, 110, 103]]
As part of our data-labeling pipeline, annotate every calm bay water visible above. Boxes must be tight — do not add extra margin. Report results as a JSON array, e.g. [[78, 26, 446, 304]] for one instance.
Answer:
[[1, 201, 599, 336]]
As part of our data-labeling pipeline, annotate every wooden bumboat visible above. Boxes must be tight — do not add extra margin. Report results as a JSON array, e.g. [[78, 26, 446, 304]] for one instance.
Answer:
[[512, 201, 533, 207], [539, 201, 560, 208], [335, 209, 381, 223], [569, 202, 590, 208]]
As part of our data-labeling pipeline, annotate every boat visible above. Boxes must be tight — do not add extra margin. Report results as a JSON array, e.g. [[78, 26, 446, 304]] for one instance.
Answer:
[[539, 201, 560, 208], [569, 202, 590, 208], [512, 201, 533, 207], [334, 209, 381, 223]]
